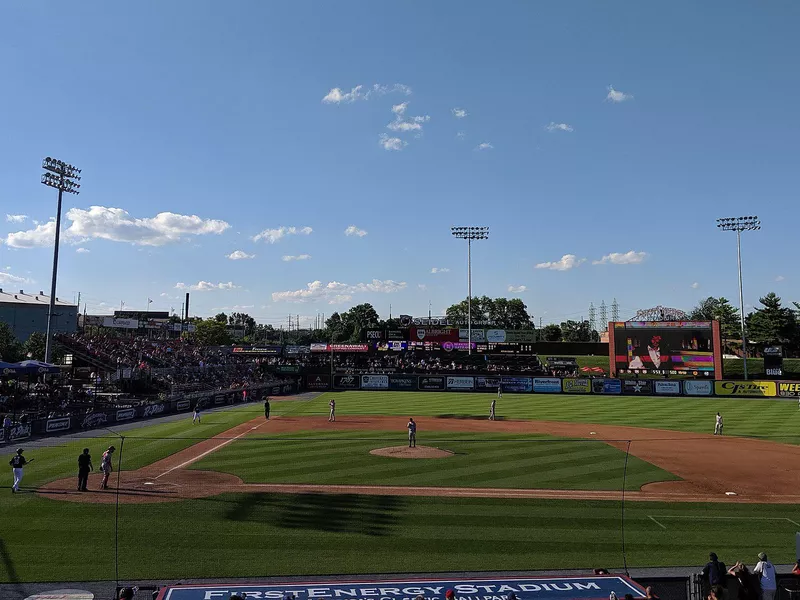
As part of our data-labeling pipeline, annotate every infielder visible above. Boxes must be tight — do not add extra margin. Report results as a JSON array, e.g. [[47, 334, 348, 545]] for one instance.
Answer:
[[490, 398, 496, 421], [192, 405, 201, 424], [100, 445, 115, 490], [329, 399, 336, 422], [714, 412, 723, 435], [407, 417, 417, 448], [9, 448, 31, 493], [497, 384, 503, 399]]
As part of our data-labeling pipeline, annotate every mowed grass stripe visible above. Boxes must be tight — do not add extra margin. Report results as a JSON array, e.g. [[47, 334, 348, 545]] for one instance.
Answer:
[[193, 431, 678, 490]]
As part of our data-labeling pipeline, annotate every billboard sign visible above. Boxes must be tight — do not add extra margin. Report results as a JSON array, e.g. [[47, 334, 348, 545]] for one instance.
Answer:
[[533, 377, 562, 393], [654, 380, 682, 395], [285, 345, 311, 355], [460, 329, 486, 342], [103, 317, 139, 329], [442, 341, 475, 352], [334, 375, 360, 390], [684, 380, 714, 396], [446, 376, 474, 389], [306, 375, 331, 390], [361, 375, 389, 390], [714, 380, 777, 397], [310, 343, 329, 352], [386, 329, 406, 341], [116, 408, 136, 422], [562, 378, 591, 394], [476, 376, 501, 390], [331, 344, 369, 353], [365, 329, 385, 341], [45, 417, 71, 433], [592, 379, 622, 394], [143, 403, 166, 418], [388, 375, 417, 391], [176, 400, 191, 411], [500, 376, 533, 393], [778, 382, 800, 398], [411, 327, 459, 343], [418, 376, 445, 390], [80, 412, 108, 428], [622, 380, 654, 395], [232, 347, 282, 355], [7, 423, 32, 441]]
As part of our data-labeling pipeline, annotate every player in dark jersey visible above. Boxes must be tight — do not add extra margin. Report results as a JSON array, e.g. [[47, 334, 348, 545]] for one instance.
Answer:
[[77, 448, 93, 491], [9, 448, 32, 493]]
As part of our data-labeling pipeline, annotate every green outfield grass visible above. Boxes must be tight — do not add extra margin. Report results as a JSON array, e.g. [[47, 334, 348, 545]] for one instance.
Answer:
[[192, 430, 679, 490]]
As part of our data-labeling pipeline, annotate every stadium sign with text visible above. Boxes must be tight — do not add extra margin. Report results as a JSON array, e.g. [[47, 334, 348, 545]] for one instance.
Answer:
[[562, 378, 591, 394], [683, 380, 713, 396], [361, 375, 389, 389], [501, 376, 533, 392], [654, 380, 682, 395], [714, 380, 777, 397], [778, 382, 800, 398], [446, 376, 475, 389]]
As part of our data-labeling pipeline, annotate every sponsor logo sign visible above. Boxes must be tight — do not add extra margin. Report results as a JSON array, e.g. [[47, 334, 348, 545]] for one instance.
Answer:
[[176, 400, 191, 411], [533, 377, 562, 393], [388, 375, 416, 390], [683, 380, 714, 396], [46, 417, 72, 433], [276, 365, 300, 374], [654, 380, 682, 395], [80, 412, 108, 428], [412, 327, 459, 342], [562, 378, 591, 394], [418, 376, 445, 390], [334, 375, 360, 390], [310, 343, 330, 352], [284, 345, 311, 355], [306, 375, 330, 390], [778, 382, 800, 398], [158, 576, 646, 600], [505, 330, 537, 343], [102, 316, 139, 329], [6, 423, 32, 441], [446, 376, 474, 389], [214, 395, 226, 405], [442, 341, 475, 351], [272, 387, 280, 395], [460, 329, 486, 342], [386, 329, 406, 341], [400, 315, 496, 327], [116, 408, 136, 421], [365, 329, 384, 341], [331, 344, 369, 352], [232, 346, 282, 355], [714, 380, 777, 397], [500, 376, 533, 393], [486, 329, 507, 343], [622, 379, 654, 395], [476, 376, 501, 390], [143, 403, 166, 418], [592, 378, 622, 394]]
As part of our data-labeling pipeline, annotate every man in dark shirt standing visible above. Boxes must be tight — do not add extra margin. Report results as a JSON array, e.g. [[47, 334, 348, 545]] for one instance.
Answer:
[[77, 448, 93, 492], [264, 398, 271, 420]]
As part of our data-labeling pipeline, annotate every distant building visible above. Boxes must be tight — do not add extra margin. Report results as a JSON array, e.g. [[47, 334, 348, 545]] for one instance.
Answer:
[[0, 288, 78, 342]]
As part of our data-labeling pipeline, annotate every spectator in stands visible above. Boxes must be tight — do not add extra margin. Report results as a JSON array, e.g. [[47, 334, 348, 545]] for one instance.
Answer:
[[645, 587, 659, 600], [792, 559, 800, 576], [709, 585, 726, 600], [728, 562, 760, 600], [703, 553, 728, 589], [2, 414, 10, 439], [753, 553, 777, 600]]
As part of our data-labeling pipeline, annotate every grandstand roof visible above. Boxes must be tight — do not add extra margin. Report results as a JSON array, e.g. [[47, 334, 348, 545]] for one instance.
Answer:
[[0, 288, 76, 307]]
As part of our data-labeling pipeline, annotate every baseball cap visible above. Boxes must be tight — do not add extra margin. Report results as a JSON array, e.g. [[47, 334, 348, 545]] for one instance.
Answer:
[[16, 448, 23, 454], [758, 553, 767, 561]]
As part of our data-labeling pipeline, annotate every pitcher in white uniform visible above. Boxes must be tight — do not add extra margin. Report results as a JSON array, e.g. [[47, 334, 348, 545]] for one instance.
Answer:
[[714, 412, 723, 435]]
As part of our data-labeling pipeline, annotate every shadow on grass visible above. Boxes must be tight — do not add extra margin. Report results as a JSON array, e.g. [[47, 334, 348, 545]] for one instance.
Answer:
[[222, 493, 404, 536]]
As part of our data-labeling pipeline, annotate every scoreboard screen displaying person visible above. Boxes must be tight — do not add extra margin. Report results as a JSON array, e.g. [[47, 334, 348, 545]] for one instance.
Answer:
[[608, 321, 723, 379]]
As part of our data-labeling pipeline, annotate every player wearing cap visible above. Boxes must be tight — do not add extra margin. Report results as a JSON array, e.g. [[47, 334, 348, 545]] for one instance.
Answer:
[[9, 448, 32, 493], [192, 404, 201, 424], [329, 399, 336, 422], [100, 446, 115, 490], [408, 417, 417, 448], [490, 398, 496, 420]]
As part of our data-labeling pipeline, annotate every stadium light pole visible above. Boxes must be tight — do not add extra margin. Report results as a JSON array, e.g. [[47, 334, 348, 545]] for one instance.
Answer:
[[451, 226, 489, 355], [716, 216, 760, 380], [41, 157, 81, 363]]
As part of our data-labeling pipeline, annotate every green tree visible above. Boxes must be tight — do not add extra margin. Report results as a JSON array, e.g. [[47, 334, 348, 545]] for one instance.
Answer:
[[213, 312, 228, 324], [228, 312, 257, 337], [541, 324, 563, 342], [0, 322, 23, 362], [746, 292, 798, 345], [560, 320, 599, 342], [446, 296, 533, 328], [446, 296, 493, 323], [341, 303, 380, 342], [690, 297, 740, 348], [23, 332, 47, 361], [194, 319, 232, 346], [325, 312, 349, 342]]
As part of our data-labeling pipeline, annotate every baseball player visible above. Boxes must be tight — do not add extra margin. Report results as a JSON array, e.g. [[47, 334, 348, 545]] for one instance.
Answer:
[[9, 448, 32, 493], [497, 384, 503, 399], [192, 404, 201, 424], [328, 399, 336, 422], [490, 398, 496, 421], [100, 445, 115, 490], [407, 417, 417, 448], [714, 412, 723, 436]]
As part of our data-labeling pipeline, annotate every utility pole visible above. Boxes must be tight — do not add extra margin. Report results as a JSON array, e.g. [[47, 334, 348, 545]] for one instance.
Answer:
[[451, 226, 489, 355]]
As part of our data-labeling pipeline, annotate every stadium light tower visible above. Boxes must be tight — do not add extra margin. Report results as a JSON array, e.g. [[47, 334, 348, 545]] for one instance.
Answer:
[[716, 215, 760, 380], [41, 157, 81, 363], [451, 226, 489, 355]]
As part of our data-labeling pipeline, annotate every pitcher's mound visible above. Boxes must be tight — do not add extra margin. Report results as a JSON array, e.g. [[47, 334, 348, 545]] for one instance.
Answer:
[[370, 445, 454, 459]]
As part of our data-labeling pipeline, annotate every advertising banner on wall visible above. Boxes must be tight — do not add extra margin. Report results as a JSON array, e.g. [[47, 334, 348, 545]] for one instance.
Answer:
[[622, 380, 654, 395], [103, 317, 139, 329], [310, 343, 329, 352], [306, 375, 331, 390], [418, 376, 445, 390], [411, 327, 459, 343], [476, 376, 501, 390], [388, 375, 417, 390], [285, 345, 311, 355], [446, 376, 475, 389], [331, 344, 369, 352], [3, 423, 32, 442], [334, 375, 360, 390], [233, 346, 282, 355], [45, 417, 71, 433], [533, 377, 562, 393], [500, 376, 533, 392], [361, 374, 389, 389], [714, 380, 777, 397], [654, 380, 682, 395], [365, 329, 385, 341], [116, 408, 136, 421], [683, 380, 713, 396], [80, 412, 108, 428], [778, 382, 800, 398], [460, 329, 486, 342], [592, 378, 622, 394], [176, 399, 191, 411], [562, 378, 591, 394], [386, 329, 406, 341]]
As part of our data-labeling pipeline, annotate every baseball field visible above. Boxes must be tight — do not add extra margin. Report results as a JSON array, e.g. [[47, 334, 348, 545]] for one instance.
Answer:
[[2, 391, 800, 584]]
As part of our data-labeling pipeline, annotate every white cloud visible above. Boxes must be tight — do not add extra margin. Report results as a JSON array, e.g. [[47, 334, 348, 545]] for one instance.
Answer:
[[392, 102, 408, 116], [76, 247, 90, 254], [387, 104, 430, 133], [322, 83, 412, 104], [344, 225, 368, 237], [475, 142, 494, 151], [592, 250, 648, 265], [691, 282, 700, 289], [418, 284, 428, 291], [776, 275, 785, 282], [5, 214, 27, 223], [379, 134, 406, 151], [252, 226, 313, 244], [456, 131, 466, 140], [4, 206, 230, 249], [546, 122, 574, 132], [452, 108, 467, 119], [174, 281, 239, 292], [387, 120, 423, 132], [508, 285, 527, 293], [606, 85, 633, 103], [430, 267, 450, 274], [535, 254, 586, 271], [272, 279, 407, 303], [282, 254, 312, 262], [227, 250, 256, 260], [0, 271, 32, 285]]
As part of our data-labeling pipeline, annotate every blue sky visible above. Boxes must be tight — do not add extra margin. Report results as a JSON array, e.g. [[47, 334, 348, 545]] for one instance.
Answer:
[[1, 1, 799, 328]]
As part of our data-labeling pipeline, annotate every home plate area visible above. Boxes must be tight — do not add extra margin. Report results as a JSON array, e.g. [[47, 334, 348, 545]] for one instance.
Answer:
[[157, 576, 645, 600]]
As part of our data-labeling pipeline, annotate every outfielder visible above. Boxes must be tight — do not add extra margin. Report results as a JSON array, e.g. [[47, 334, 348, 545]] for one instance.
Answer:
[[714, 412, 723, 435], [9, 448, 31, 493], [100, 445, 115, 490], [490, 398, 496, 421], [497, 384, 503, 399], [408, 417, 417, 448], [329, 399, 336, 422], [192, 405, 201, 424]]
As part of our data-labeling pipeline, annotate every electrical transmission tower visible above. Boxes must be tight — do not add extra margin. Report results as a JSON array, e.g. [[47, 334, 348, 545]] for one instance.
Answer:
[[588, 303, 596, 332], [611, 298, 619, 322], [599, 300, 608, 330]]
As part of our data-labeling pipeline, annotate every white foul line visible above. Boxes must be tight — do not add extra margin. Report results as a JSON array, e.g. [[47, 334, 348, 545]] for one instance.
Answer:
[[155, 423, 262, 480], [650, 515, 800, 527], [648, 515, 667, 530]]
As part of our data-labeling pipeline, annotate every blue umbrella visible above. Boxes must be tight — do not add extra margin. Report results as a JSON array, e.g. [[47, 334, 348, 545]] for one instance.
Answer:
[[0, 361, 22, 377], [14, 360, 61, 375]]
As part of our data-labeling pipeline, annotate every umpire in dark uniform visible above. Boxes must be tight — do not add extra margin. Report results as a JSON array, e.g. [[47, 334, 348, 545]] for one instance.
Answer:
[[264, 398, 271, 420], [77, 448, 93, 492]]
